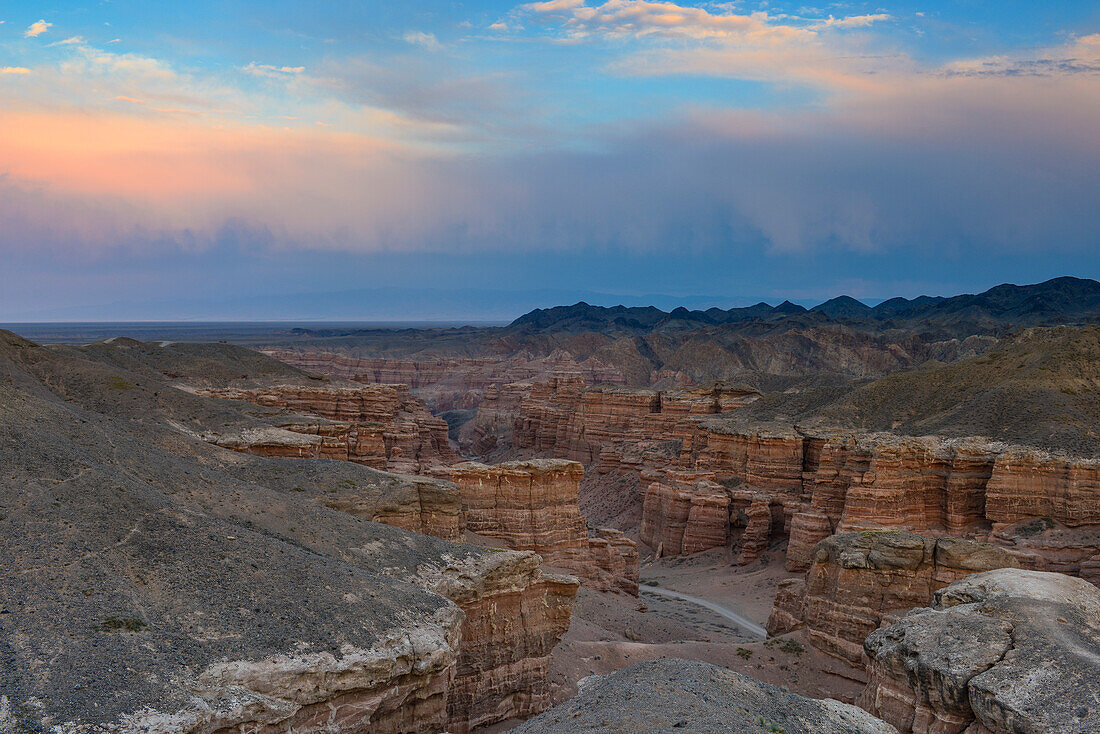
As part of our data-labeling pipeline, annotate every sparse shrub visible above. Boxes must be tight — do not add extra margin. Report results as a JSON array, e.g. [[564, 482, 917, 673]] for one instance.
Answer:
[[737, 647, 753, 660], [108, 376, 136, 390], [779, 639, 805, 656], [98, 616, 147, 632]]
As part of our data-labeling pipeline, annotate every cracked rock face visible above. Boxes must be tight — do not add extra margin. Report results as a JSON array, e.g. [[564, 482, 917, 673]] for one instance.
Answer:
[[512, 658, 897, 733], [861, 568, 1100, 733]]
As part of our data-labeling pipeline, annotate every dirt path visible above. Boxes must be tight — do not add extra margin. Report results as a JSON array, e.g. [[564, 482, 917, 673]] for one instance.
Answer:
[[640, 585, 767, 639]]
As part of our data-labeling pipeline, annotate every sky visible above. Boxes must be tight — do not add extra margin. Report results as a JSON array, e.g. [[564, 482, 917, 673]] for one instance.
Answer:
[[1, 1, 1098, 320]]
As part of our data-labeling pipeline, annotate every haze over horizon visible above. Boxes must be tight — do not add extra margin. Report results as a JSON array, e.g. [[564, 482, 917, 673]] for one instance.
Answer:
[[2, 1, 1098, 320]]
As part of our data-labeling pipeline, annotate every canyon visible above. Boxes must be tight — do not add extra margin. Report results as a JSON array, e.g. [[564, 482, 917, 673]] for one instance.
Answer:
[[0, 333, 582, 732], [244, 317, 1100, 728], [8, 279, 1100, 732]]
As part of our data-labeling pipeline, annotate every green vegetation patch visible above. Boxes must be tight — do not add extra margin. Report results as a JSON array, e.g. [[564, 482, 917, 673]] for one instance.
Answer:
[[97, 615, 147, 632], [107, 375, 136, 390]]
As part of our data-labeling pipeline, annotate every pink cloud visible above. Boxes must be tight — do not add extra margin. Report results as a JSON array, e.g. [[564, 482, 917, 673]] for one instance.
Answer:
[[24, 19, 51, 38]]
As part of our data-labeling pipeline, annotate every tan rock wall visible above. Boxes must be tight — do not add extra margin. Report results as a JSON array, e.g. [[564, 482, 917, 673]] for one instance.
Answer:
[[417, 553, 579, 733], [767, 532, 1022, 670], [449, 459, 639, 595], [197, 384, 457, 473]]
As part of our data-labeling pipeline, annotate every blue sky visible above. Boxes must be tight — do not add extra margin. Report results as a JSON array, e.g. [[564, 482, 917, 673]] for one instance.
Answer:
[[1, 1, 1098, 319]]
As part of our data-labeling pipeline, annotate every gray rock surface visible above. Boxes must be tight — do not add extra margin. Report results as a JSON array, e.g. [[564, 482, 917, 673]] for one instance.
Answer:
[[0, 331, 563, 732], [512, 658, 897, 733], [862, 568, 1100, 733]]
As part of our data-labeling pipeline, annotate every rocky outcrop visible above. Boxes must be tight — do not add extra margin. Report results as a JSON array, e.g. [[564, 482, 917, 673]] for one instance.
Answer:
[[195, 384, 457, 473], [767, 532, 1022, 669], [640, 479, 732, 556], [222, 456, 466, 541], [413, 552, 578, 732], [448, 459, 639, 594], [861, 569, 1100, 733], [513, 379, 760, 464], [513, 658, 897, 733], [622, 413, 1100, 580], [0, 331, 578, 733]]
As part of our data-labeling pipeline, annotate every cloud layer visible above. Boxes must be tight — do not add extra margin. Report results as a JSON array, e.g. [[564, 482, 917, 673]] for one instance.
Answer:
[[0, 0, 1097, 316]]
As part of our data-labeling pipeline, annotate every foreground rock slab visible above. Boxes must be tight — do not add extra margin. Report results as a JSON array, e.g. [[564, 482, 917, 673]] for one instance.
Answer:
[[861, 568, 1100, 733], [512, 658, 897, 733]]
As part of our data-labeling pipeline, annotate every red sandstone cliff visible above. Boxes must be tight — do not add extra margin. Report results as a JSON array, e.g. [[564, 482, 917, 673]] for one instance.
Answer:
[[767, 531, 1022, 672], [413, 552, 578, 732], [448, 459, 639, 595], [512, 385, 1100, 580], [195, 384, 457, 473]]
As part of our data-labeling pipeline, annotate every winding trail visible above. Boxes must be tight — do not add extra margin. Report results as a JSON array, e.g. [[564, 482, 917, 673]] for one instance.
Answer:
[[640, 585, 767, 640]]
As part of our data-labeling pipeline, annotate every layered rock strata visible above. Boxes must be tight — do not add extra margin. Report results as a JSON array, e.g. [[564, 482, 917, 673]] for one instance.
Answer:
[[861, 569, 1100, 733], [0, 331, 578, 732], [536, 397, 1100, 577], [264, 350, 627, 419], [413, 552, 578, 732], [513, 658, 897, 733], [448, 459, 640, 594], [766, 532, 1022, 669], [264, 350, 627, 391], [513, 379, 760, 464], [196, 384, 457, 473]]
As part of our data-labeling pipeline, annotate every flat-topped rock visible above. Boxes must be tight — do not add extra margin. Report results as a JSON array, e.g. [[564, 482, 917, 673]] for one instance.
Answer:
[[861, 569, 1100, 733]]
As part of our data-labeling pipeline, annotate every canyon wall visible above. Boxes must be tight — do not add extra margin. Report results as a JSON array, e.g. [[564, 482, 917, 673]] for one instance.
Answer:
[[766, 531, 1021, 671], [195, 384, 457, 473], [413, 552, 579, 732], [512, 386, 1100, 578], [263, 350, 628, 416], [448, 459, 639, 595], [513, 378, 760, 464]]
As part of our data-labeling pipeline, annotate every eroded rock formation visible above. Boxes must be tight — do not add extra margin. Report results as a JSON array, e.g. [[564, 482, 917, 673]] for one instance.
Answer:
[[413, 552, 578, 732], [195, 384, 457, 473], [263, 349, 628, 418], [448, 459, 639, 594], [475, 373, 1100, 583], [861, 569, 1100, 733], [513, 379, 760, 464], [767, 532, 1021, 670], [0, 332, 578, 732]]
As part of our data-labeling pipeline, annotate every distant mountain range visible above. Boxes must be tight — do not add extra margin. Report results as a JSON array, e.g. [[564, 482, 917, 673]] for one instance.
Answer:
[[509, 277, 1100, 333]]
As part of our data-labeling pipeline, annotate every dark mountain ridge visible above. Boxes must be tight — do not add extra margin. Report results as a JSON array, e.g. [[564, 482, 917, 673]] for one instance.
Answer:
[[508, 277, 1100, 334]]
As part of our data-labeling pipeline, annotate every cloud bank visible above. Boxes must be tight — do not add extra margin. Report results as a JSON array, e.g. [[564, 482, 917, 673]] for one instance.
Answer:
[[0, 3, 1096, 284]]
